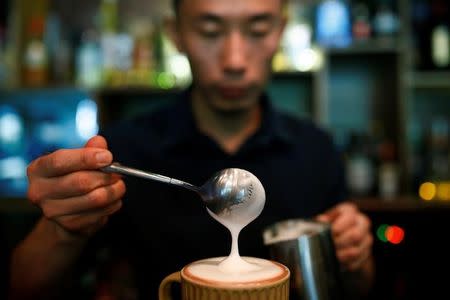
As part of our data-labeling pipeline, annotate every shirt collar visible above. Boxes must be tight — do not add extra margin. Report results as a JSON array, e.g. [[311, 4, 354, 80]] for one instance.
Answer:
[[161, 87, 296, 151]]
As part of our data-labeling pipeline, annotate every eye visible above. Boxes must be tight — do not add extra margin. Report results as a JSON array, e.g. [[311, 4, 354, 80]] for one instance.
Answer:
[[199, 30, 222, 38], [249, 29, 270, 38], [197, 22, 223, 39], [248, 21, 273, 38]]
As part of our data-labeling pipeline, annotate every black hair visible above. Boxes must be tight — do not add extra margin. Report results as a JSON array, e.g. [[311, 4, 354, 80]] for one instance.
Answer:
[[172, 0, 286, 16]]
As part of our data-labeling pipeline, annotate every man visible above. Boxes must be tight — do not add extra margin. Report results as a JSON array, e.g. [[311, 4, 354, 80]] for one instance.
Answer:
[[9, 0, 374, 299]]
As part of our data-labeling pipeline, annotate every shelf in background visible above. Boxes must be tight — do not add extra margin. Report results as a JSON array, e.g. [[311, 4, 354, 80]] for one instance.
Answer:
[[0, 85, 185, 95], [406, 71, 450, 89], [352, 196, 450, 213], [94, 86, 185, 98], [324, 38, 403, 56], [1, 72, 317, 97]]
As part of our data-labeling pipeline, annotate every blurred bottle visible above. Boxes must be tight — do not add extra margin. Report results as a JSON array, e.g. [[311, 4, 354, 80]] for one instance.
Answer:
[[23, 16, 48, 87], [424, 118, 450, 181], [2, 0, 21, 88], [414, 0, 450, 70], [98, 0, 119, 86], [99, 0, 118, 34], [430, 0, 450, 69], [370, 121, 400, 200], [377, 139, 399, 200], [411, 0, 431, 70], [431, 25, 450, 68], [352, 2, 371, 42], [0, 26, 6, 87], [345, 132, 376, 198], [45, 12, 72, 84], [158, 27, 191, 88], [274, 1, 316, 72], [315, 0, 352, 48], [76, 29, 102, 88], [372, 0, 400, 41], [417, 118, 450, 201], [128, 18, 154, 86]]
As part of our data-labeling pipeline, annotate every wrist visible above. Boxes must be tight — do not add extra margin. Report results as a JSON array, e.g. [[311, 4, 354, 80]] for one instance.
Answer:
[[39, 217, 89, 247]]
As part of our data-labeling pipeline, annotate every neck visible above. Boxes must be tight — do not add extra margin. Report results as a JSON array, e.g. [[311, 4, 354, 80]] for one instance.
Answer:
[[191, 88, 262, 155]]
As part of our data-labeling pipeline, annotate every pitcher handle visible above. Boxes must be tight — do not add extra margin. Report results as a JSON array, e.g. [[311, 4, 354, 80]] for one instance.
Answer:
[[159, 272, 181, 300]]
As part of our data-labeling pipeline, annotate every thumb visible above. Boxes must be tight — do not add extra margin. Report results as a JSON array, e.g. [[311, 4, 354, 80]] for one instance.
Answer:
[[316, 213, 330, 223], [84, 135, 108, 149]]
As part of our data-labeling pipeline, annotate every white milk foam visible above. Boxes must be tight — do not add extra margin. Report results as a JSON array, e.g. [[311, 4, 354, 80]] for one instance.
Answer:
[[263, 219, 326, 245], [202, 170, 271, 281], [187, 256, 284, 283]]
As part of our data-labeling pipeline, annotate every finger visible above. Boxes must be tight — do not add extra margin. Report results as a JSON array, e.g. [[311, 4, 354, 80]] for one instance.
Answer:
[[334, 225, 367, 249], [41, 180, 126, 219], [316, 214, 330, 223], [330, 213, 357, 238], [316, 207, 340, 223], [316, 202, 357, 223], [333, 215, 371, 249], [29, 148, 113, 178], [85, 135, 108, 149], [329, 204, 361, 236], [30, 170, 122, 201], [337, 234, 373, 267]]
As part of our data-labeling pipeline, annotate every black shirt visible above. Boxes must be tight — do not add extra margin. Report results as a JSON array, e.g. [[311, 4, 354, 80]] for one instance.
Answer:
[[93, 89, 347, 299]]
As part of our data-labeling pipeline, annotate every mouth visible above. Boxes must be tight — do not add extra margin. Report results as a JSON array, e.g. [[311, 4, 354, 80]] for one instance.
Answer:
[[217, 86, 248, 99]]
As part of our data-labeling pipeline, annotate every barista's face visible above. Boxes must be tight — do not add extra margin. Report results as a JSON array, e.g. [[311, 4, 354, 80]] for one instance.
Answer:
[[170, 0, 285, 113]]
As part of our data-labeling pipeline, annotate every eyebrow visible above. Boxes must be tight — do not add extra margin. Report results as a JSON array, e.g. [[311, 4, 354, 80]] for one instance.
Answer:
[[195, 14, 223, 23], [249, 13, 277, 23]]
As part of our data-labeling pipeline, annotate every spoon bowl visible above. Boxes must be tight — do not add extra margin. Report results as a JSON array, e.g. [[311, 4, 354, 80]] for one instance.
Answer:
[[200, 168, 265, 225], [101, 163, 265, 219]]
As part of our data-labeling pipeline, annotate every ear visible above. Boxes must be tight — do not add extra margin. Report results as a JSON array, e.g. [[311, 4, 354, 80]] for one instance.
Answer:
[[164, 16, 185, 53]]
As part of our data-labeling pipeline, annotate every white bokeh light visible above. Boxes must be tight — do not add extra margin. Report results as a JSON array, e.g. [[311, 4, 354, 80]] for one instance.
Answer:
[[76, 98, 99, 141], [0, 156, 27, 179], [0, 111, 23, 143]]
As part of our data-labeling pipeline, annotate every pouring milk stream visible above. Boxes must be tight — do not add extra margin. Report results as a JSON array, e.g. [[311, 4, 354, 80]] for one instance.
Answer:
[[186, 169, 283, 282]]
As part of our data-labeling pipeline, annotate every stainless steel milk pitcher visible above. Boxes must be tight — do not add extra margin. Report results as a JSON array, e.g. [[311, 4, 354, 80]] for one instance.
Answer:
[[263, 219, 345, 300]]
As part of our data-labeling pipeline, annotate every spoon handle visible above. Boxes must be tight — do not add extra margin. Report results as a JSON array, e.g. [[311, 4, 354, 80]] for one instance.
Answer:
[[101, 162, 199, 192]]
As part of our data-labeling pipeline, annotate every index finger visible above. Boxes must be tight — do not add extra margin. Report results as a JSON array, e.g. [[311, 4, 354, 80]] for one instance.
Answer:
[[29, 148, 113, 178], [316, 203, 346, 223], [330, 205, 360, 236]]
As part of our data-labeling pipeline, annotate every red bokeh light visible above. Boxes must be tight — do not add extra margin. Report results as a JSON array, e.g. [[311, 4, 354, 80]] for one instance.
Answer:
[[386, 225, 405, 244]]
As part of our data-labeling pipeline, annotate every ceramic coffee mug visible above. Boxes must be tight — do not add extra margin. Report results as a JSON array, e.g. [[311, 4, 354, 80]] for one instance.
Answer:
[[159, 256, 290, 300]]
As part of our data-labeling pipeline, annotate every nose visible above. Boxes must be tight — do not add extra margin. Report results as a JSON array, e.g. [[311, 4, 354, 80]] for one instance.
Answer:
[[221, 31, 247, 77]]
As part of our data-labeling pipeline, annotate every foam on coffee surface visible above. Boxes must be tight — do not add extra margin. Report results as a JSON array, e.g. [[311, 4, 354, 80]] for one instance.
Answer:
[[186, 256, 285, 283]]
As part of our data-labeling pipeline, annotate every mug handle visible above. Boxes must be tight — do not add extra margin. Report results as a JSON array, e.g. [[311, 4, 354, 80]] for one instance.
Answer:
[[158, 272, 181, 300]]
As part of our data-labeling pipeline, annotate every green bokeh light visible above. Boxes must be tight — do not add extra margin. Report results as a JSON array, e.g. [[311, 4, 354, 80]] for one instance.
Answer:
[[376, 224, 389, 242]]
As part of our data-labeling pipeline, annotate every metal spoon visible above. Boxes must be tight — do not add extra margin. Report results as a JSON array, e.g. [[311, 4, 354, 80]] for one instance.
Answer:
[[101, 163, 266, 219]]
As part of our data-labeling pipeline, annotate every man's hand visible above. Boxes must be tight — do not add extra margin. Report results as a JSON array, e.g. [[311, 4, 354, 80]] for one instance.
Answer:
[[316, 202, 373, 272], [26, 135, 126, 237]]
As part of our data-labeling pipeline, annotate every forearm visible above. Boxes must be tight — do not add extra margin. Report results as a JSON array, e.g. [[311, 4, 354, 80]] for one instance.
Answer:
[[9, 217, 88, 300], [341, 255, 375, 299]]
